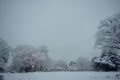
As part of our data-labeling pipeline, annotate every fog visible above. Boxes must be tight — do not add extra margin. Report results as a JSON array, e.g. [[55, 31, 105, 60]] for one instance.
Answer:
[[0, 0, 120, 63]]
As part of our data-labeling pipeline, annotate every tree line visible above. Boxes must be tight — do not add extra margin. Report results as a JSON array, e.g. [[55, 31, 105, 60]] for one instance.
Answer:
[[0, 12, 120, 72], [0, 39, 92, 72]]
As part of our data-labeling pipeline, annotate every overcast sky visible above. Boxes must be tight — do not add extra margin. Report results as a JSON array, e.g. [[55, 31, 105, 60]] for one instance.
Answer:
[[0, 0, 120, 63]]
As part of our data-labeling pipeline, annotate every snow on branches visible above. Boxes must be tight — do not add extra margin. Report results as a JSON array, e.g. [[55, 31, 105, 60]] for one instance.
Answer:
[[93, 13, 120, 71], [0, 38, 11, 67], [95, 13, 120, 51], [93, 57, 115, 68]]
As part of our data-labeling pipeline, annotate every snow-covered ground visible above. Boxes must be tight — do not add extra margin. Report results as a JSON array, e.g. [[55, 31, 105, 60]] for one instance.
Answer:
[[0, 71, 120, 80]]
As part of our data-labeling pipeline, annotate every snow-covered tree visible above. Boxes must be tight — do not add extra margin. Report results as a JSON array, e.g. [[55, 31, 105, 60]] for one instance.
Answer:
[[69, 61, 76, 66], [55, 60, 67, 71], [68, 61, 77, 71], [95, 13, 120, 51], [92, 48, 120, 71], [101, 49, 120, 71], [94, 13, 120, 71], [39, 45, 48, 55], [76, 57, 91, 71], [11, 45, 49, 72], [92, 57, 115, 71], [41, 57, 52, 71], [47, 58, 55, 71], [11, 45, 37, 71], [0, 38, 11, 68]]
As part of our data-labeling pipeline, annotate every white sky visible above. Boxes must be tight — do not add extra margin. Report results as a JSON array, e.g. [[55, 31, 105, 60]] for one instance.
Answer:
[[0, 0, 120, 63]]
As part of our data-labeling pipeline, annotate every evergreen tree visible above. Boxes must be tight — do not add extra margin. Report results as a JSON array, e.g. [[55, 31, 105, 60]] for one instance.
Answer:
[[92, 48, 120, 71]]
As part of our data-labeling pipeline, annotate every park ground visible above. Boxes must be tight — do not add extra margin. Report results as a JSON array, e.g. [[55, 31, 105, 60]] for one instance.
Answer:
[[0, 71, 120, 80]]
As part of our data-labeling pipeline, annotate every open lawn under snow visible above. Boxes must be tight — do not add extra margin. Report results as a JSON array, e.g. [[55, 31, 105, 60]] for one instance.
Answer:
[[0, 71, 120, 80]]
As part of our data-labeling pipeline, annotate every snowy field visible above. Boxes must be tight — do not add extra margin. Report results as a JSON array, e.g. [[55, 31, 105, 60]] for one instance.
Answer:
[[0, 71, 120, 80]]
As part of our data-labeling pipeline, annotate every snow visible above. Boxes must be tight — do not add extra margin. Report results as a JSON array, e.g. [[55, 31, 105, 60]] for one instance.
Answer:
[[94, 57, 115, 67], [0, 71, 120, 80], [95, 13, 120, 50]]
